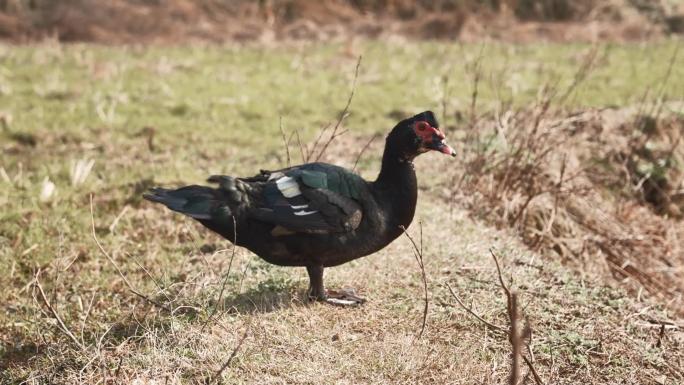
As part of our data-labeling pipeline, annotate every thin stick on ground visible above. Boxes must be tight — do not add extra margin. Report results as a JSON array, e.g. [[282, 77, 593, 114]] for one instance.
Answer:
[[34, 270, 85, 350], [491, 249, 544, 385], [314, 55, 362, 162], [210, 324, 249, 383], [132, 257, 172, 303], [399, 223, 428, 339], [523, 352, 544, 385], [445, 282, 505, 333], [202, 216, 238, 331], [447, 250, 544, 385], [90, 194, 172, 313], [508, 292, 521, 385]]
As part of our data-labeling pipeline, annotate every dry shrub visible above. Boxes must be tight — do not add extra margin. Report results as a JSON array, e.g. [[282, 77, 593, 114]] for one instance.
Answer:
[[449, 98, 684, 314]]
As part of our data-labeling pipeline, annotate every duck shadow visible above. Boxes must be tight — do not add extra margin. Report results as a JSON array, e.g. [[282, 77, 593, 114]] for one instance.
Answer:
[[214, 278, 307, 314], [0, 340, 44, 373]]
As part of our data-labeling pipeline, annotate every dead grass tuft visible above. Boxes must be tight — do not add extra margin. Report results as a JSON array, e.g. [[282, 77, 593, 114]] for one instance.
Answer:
[[448, 98, 684, 315]]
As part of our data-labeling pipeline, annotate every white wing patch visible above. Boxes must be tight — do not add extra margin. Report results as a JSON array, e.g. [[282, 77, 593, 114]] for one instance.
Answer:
[[294, 210, 318, 216], [267, 172, 285, 181], [275, 176, 318, 216], [275, 176, 302, 198]]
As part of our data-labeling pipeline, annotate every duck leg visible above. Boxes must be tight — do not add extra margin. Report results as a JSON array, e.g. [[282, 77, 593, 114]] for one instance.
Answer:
[[306, 264, 365, 307], [306, 265, 326, 301]]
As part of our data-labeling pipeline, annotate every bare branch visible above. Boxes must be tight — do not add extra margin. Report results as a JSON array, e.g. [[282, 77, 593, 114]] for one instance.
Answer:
[[508, 293, 521, 385], [399, 224, 428, 339], [491, 250, 544, 385], [445, 282, 506, 333], [314, 55, 362, 162], [307, 122, 331, 162], [211, 325, 249, 383], [523, 354, 544, 385], [293, 127, 306, 164], [490, 248, 512, 299], [352, 133, 379, 172], [448, 250, 544, 385], [132, 257, 172, 303], [278, 116, 291, 167]]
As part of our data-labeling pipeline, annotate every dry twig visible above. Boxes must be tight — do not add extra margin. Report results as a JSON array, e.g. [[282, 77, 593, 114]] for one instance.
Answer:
[[210, 324, 249, 383], [508, 292, 521, 385], [557, 45, 600, 105], [314, 55, 362, 162], [491, 249, 544, 385], [352, 133, 379, 172], [90, 194, 172, 312], [278, 116, 291, 167], [292, 128, 306, 164], [468, 45, 484, 130], [34, 270, 86, 350], [447, 249, 544, 385], [202, 216, 238, 331], [490, 249, 512, 299], [523, 351, 544, 385], [400, 223, 428, 339], [445, 282, 505, 334]]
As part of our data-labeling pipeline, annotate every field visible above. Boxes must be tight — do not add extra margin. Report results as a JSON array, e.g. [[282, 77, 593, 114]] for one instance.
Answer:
[[1, 40, 684, 384]]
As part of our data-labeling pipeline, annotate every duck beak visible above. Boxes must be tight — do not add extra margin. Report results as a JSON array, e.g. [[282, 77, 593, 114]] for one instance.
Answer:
[[426, 136, 456, 157]]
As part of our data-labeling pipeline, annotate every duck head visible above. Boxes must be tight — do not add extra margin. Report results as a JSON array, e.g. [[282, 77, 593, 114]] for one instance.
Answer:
[[386, 111, 456, 161]]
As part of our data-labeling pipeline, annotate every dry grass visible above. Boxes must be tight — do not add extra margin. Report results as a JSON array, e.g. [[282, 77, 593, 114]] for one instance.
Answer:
[[2, 41, 684, 384], [3, 193, 683, 384], [446, 100, 684, 315], [3, 124, 684, 382]]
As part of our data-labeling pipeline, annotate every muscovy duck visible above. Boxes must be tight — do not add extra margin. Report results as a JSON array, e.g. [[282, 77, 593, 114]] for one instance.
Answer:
[[144, 111, 455, 306]]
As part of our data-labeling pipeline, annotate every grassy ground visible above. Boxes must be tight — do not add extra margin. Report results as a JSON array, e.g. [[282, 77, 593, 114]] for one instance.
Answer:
[[1, 40, 683, 384]]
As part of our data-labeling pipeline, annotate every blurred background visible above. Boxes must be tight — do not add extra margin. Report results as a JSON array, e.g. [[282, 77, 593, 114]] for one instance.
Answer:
[[1, 0, 683, 43], [2, 1, 684, 384]]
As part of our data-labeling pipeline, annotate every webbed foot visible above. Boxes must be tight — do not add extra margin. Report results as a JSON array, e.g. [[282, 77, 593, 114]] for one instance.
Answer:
[[306, 265, 365, 307], [324, 288, 366, 307]]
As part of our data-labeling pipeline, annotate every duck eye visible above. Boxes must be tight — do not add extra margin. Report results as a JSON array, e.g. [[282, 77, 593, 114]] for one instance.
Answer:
[[416, 122, 428, 131]]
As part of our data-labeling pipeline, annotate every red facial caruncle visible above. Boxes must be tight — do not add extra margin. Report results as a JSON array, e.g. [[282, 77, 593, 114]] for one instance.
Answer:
[[412, 121, 456, 157]]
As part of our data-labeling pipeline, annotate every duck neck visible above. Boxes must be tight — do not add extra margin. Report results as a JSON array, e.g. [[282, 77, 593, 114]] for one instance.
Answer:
[[374, 143, 418, 229]]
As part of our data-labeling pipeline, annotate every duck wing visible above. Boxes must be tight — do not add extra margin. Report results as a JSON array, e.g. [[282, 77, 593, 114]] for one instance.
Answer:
[[236, 163, 365, 235]]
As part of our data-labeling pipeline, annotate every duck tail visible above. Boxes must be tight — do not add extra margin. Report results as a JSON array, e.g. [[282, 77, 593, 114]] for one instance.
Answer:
[[143, 186, 225, 220]]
